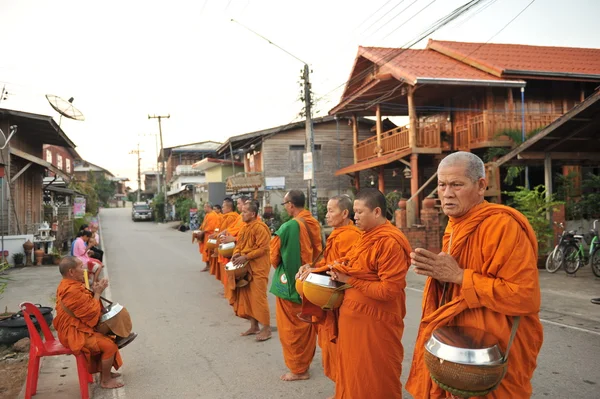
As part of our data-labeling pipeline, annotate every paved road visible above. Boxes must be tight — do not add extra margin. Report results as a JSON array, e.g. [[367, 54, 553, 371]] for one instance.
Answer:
[[94, 208, 600, 399]]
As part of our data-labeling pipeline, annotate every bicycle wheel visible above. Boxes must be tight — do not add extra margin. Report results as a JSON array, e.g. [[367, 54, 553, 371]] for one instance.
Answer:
[[563, 244, 581, 275], [546, 247, 563, 273], [591, 248, 600, 278]]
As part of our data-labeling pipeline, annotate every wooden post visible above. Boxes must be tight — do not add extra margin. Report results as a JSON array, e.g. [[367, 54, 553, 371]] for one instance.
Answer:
[[352, 114, 359, 163], [408, 86, 417, 149], [580, 83, 585, 102], [410, 154, 419, 218], [507, 88, 514, 113], [354, 172, 360, 192], [378, 166, 385, 193], [375, 104, 382, 157]]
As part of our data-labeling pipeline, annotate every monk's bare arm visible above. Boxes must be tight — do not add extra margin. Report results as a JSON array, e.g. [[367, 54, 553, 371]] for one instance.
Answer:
[[270, 236, 282, 268], [243, 227, 271, 260], [347, 239, 408, 301], [462, 216, 540, 315]]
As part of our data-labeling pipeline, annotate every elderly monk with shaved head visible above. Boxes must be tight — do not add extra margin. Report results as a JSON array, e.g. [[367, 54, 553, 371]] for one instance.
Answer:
[[326, 188, 411, 399], [54, 256, 130, 389], [296, 194, 361, 390], [406, 151, 543, 399], [270, 189, 322, 381]]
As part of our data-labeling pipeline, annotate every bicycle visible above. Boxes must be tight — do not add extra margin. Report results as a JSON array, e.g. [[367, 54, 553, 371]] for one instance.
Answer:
[[545, 222, 570, 273], [563, 220, 600, 276]]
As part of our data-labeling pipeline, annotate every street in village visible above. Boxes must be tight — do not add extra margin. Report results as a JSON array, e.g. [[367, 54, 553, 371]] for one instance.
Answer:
[[83, 207, 599, 399]]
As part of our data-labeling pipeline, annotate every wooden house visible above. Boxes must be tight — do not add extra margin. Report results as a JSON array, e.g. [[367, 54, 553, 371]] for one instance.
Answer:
[[216, 115, 376, 207], [329, 40, 600, 222], [0, 108, 76, 261]]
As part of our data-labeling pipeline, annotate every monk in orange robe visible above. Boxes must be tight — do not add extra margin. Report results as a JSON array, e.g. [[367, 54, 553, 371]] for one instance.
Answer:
[[406, 151, 543, 399], [323, 189, 410, 399], [296, 194, 361, 390], [270, 189, 322, 381], [53, 257, 127, 389], [228, 201, 272, 341], [215, 198, 241, 288], [196, 202, 220, 272]]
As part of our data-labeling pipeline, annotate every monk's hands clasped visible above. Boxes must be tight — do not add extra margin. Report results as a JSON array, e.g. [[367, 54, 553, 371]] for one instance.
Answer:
[[410, 248, 464, 285], [92, 278, 109, 294]]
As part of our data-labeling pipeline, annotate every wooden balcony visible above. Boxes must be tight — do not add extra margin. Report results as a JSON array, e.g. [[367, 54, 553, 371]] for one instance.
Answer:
[[454, 111, 562, 151], [355, 122, 444, 163]]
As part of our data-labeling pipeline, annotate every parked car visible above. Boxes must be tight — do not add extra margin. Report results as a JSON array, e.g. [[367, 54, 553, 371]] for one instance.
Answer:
[[132, 202, 153, 222]]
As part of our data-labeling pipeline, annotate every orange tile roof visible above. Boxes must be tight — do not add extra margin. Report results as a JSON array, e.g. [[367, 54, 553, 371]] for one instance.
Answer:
[[428, 40, 600, 80], [359, 46, 514, 84]]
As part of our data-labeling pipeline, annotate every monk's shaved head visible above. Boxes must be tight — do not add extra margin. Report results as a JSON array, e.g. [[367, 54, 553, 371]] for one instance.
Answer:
[[59, 256, 80, 276], [331, 194, 353, 215], [286, 190, 305, 208], [438, 152, 485, 182], [355, 188, 386, 214], [223, 197, 234, 212], [245, 200, 259, 215]]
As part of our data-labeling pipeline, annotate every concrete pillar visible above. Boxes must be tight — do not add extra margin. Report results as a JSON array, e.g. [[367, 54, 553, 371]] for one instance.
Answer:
[[408, 86, 418, 149], [376, 104, 382, 156]]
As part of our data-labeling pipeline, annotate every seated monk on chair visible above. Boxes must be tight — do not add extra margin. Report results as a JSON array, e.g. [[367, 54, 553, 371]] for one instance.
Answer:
[[53, 256, 136, 389]]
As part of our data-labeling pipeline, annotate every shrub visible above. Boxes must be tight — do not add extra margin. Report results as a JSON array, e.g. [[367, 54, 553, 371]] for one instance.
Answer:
[[504, 185, 563, 254]]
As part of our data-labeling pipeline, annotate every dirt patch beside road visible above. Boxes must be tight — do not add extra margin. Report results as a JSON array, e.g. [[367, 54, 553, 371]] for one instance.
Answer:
[[0, 345, 28, 398]]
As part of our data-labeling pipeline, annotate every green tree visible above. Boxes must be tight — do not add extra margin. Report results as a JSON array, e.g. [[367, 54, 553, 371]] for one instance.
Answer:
[[504, 185, 563, 254], [175, 197, 197, 224], [151, 193, 166, 222], [95, 174, 116, 206], [69, 180, 99, 215]]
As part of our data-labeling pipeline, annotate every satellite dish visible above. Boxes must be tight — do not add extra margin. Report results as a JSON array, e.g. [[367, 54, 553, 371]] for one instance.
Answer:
[[45, 94, 85, 121]]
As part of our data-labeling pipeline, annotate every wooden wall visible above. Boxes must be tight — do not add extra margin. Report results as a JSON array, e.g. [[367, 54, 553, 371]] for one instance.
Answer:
[[262, 119, 374, 198]]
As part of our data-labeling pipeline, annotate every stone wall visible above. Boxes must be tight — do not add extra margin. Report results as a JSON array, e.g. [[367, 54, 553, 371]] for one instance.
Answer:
[[395, 198, 442, 253]]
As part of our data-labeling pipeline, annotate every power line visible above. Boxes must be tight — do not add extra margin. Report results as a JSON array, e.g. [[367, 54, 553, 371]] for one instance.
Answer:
[[360, 0, 409, 37], [380, 0, 438, 41], [316, 0, 490, 111], [352, 0, 397, 34], [365, 0, 420, 40]]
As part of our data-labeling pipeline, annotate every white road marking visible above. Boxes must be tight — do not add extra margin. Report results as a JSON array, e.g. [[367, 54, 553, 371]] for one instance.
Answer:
[[404, 285, 600, 336]]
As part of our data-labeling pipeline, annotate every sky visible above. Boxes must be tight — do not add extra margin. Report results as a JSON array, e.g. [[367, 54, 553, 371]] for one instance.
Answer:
[[1, 0, 599, 189]]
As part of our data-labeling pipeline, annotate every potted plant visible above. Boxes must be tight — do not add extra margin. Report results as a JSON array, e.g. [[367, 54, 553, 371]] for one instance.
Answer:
[[51, 247, 62, 265], [11, 253, 24, 267]]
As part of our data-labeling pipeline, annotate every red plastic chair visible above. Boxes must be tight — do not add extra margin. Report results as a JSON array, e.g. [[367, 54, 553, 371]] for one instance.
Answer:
[[20, 302, 93, 399]]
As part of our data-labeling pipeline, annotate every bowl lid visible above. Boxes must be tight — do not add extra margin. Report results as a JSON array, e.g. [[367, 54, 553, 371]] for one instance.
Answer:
[[99, 303, 123, 323], [425, 325, 504, 365], [207, 238, 218, 243], [219, 242, 236, 250], [305, 273, 343, 289]]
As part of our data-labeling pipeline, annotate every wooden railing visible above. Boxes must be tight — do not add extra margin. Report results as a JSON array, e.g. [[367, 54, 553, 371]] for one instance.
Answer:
[[454, 111, 562, 151], [355, 122, 442, 163]]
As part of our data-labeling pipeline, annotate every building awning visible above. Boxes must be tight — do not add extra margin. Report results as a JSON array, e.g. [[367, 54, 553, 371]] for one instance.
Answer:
[[335, 149, 411, 176], [10, 147, 71, 182], [226, 173, 263, 190], [192, 158, 244, 172]]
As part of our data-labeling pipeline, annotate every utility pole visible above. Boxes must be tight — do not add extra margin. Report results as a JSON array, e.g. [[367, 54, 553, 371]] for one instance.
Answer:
[[129, 143, 143, 202], [303, 64, 317, 219], [231, 19, 317, 218], [148, 114, 170, 221], [138, 133, 161, 197]]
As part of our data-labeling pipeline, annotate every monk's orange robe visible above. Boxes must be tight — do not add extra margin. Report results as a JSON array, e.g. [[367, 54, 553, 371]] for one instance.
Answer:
[[309, 222, 362, 383], [198, 210, 220, 263], [228, 219, 271, 325], [270, 211, 322, 375], [217, 212, 242, 287], [330, 221, 410, 399], [53, 279, 122, 373], [208, 213, 223, 278], [406, 201, 543, 399]]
